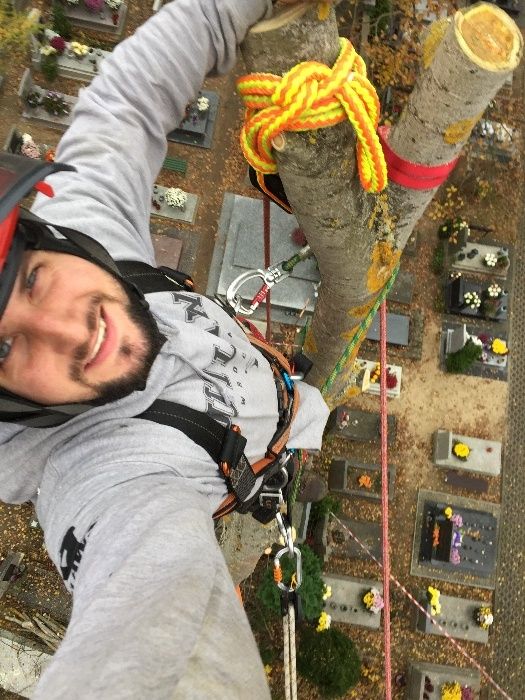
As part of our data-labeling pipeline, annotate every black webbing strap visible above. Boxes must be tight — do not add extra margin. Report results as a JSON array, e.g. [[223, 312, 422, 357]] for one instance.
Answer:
[[115, 260, 193, 295]]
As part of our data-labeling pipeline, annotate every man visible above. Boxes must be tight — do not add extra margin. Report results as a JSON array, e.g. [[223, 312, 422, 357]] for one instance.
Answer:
[[0, 0, 330, 697]]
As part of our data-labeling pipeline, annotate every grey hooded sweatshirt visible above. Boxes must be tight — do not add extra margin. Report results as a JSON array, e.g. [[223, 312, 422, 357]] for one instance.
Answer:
[[0, 0, 330, 698]]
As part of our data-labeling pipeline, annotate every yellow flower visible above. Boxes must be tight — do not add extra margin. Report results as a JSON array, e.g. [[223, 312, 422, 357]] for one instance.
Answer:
[[264, 664, 272, 677], [492, 338, 508, 355], [444, 506, 453, 519], [363, 591, 374, 608], [441, 681, 461, 700], [322, 585, 332, 601], [316, 611, 331, 632], [453, 442, 470, 459]]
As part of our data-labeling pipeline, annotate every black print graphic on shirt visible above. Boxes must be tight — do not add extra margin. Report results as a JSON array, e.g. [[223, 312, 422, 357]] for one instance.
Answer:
[[59, 522, 96, 591], [172, 292, 219, 334], [203, 344, 239, 423]]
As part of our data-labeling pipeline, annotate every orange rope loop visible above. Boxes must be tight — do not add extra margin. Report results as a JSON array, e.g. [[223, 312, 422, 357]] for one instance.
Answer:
[[237, 38, 387, 193]]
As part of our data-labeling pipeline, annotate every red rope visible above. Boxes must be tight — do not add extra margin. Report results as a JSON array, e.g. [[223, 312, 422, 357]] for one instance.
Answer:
[[263, 195, 272, 343], [379, 300, 392, 700]]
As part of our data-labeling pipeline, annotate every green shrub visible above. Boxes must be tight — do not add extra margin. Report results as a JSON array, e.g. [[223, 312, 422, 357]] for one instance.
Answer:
[[445, 337, 482, 373], [257, 544, 325, 621], [297, 626, 361, 698], [310, 495, 341, 526], [41, 53, 58, 82], [431, 243, 444, 275], [52, 2, 72, 40]]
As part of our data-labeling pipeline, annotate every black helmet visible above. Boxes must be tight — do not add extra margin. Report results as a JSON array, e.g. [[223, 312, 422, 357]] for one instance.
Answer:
[[0, 152, 147, 427]]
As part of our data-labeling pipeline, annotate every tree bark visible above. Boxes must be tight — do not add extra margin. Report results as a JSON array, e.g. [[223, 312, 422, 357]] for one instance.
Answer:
[[240, 2, 522, 407]]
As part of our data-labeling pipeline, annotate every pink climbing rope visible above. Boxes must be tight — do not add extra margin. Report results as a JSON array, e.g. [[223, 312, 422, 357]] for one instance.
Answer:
[[379, 300, 392, 700]]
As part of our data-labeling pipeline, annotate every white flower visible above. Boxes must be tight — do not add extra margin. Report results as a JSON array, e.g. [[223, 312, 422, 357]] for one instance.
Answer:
[[196, 96, 210, 112], [470, 335, 483, 347], [21, 133, 34, 144], [70, 41, 89, 57], [487, 284, 502, 298], [40, 45, 57, 56], [105, 0, 122, 8], [464, 291, 481, 309], [164, 187, 188, 208], [484, 253, 497, 267]]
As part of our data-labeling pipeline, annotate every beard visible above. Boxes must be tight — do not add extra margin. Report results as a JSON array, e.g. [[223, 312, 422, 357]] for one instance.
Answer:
[[70, 286, 166, 406]]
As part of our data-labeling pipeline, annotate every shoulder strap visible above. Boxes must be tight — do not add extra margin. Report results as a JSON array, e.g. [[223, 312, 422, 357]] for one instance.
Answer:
[[115, 260, 194, 294]]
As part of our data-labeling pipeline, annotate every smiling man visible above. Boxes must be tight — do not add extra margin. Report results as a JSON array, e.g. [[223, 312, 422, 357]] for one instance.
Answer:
[[0, 1, 330, 698]]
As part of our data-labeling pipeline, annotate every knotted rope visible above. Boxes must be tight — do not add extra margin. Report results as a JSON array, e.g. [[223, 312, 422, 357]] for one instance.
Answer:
[[237, 38, 387, 193]]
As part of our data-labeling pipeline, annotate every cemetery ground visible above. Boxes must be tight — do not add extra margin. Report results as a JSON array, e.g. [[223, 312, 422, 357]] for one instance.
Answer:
[[0, 4, 524, 700]]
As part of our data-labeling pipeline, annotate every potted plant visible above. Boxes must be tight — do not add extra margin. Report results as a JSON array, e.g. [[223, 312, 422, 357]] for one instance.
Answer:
[[462, 291, 481, 310], [452, 441, 470, 461], [475, 606, 493, 630], [165, 187, 187, 211], [362, 587, 384, 615]]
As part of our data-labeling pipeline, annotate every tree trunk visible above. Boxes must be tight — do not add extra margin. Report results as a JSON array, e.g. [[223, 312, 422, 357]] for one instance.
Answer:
[[241, 2, 522, 407]]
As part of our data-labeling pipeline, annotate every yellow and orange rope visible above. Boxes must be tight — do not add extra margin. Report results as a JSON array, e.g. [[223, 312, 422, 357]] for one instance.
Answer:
[[237, 37, 387, 193]]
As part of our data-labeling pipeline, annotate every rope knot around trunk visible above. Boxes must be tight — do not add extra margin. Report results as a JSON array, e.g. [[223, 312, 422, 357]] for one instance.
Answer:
[[237, 38, 387, 193]]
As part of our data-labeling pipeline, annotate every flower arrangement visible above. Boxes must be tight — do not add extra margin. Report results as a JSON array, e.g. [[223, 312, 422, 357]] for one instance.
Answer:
[[450, 548, 461, 565], [451, 513, 463, 528], [369, 362, 398, 389], [363, 587, 384, 614], [40, 45, 57, 56], [50, 35, 66, 54], [463, 291, 481, 310], [105, 0, 122, 8], [70, 41, 89, 57], [427, 586, 441, 616], [164, 187, 188, 209], [476, 606, 493, 629], [438, 218, 470, 242], [358, 474, 372, 489], [196, 95, 210, 112], [441, 682, 462, 700], [20, 134, 40, 159], [452, 442, 470, 461], [25, 89, 42, 109], [492, 338, 508, 355], [487, 283, 502, 298], [484, 253, 497, 267], [316, 611, 331, 631], [84, 0, 105, 12], [41, 91, 70, 117]]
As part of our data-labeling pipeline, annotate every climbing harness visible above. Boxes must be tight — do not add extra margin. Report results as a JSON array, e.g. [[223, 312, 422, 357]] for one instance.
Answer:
[[226, 245, 312, 316], [237, 37, 387, 193]]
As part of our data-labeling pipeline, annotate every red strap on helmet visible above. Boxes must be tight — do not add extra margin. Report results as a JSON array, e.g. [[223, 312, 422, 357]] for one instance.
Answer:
[[0, 206, 19, 272]]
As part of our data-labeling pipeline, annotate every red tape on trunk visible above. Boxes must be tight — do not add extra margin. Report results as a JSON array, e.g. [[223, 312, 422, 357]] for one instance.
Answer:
[[378, 125, 458, 190]]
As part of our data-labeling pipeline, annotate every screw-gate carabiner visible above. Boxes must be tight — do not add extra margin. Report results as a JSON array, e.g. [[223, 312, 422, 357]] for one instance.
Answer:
[[226, 265, 291, 316]]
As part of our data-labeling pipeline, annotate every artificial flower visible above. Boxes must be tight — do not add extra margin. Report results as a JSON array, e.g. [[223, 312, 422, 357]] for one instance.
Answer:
[[164, 187, 187, 208], [316, 611, 331, 632], [322, 585, 332, 601], [444, 506, 453, 519], [492, 338, 508, 355], [453, 442, 470, 460]]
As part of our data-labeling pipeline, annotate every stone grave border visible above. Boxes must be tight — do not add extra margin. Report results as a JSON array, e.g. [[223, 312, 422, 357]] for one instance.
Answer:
[[167, 90, 219, 149], [359, 307, 425, 362], [30, 35, 110, 82], [440, 320, 508, 381], [322, 573, 383, 629], [444, 273, 509, 323], [433, 429, 502, 476], [18, 69, 76, 131], [406, 661, 480, 700], [63, 2, 128, 36], [151, 184, 198, 224], [450, 240, 512, 280], [410, 489, 500, 590], [327, 516, 382, 564], [413, 590, 490, 644], [328, 459, 396, 502]]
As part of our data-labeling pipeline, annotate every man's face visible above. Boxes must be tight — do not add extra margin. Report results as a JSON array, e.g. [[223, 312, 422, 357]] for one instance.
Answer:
[[0, 248, 165, 406]]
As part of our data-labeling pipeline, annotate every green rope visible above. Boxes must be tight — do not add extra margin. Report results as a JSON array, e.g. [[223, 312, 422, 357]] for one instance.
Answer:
[[320, 264, 400, 397]]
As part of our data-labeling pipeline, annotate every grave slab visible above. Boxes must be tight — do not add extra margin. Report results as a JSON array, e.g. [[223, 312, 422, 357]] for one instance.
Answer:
[[63, 2, 128, 36], [406, 661, 480, 700], [150, 225, 200, 278], [433, 429, 501, 476], [414, 591, 489, 643], [326, 407, 397, 444], [31, 36, 110, 81], [151, 185, 198, 224], [445, 274, 508, 322], [328, 459, 396, 501], [328, 517, 382, 563], [388, 269, 414, 304], [322, 573, 383, 629], [167, 91, 219, 149], [207, 193, 319, 326], [411, 489, 500, 589], [366, 311, 410, 346], [451, 241, 511, 279], [443, 470, 489, 494]]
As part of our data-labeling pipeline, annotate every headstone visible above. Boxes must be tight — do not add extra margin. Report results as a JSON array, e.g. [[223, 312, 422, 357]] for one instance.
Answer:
[[328, 459, 396, 501], [366, 312, 410, 346], [387, 269, 414, 304], [414, 591, 490, 643], [291, 502, 311, 544], [167, 91, 219, 149], [326, 407, 397, 444], [445, 324, 468, 354], [322, 574, 383, 629], [406, 661, 480, 700], [328, 517, 382, 563], [432, 429, 502, 476], [151, 185, 198, 224]]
